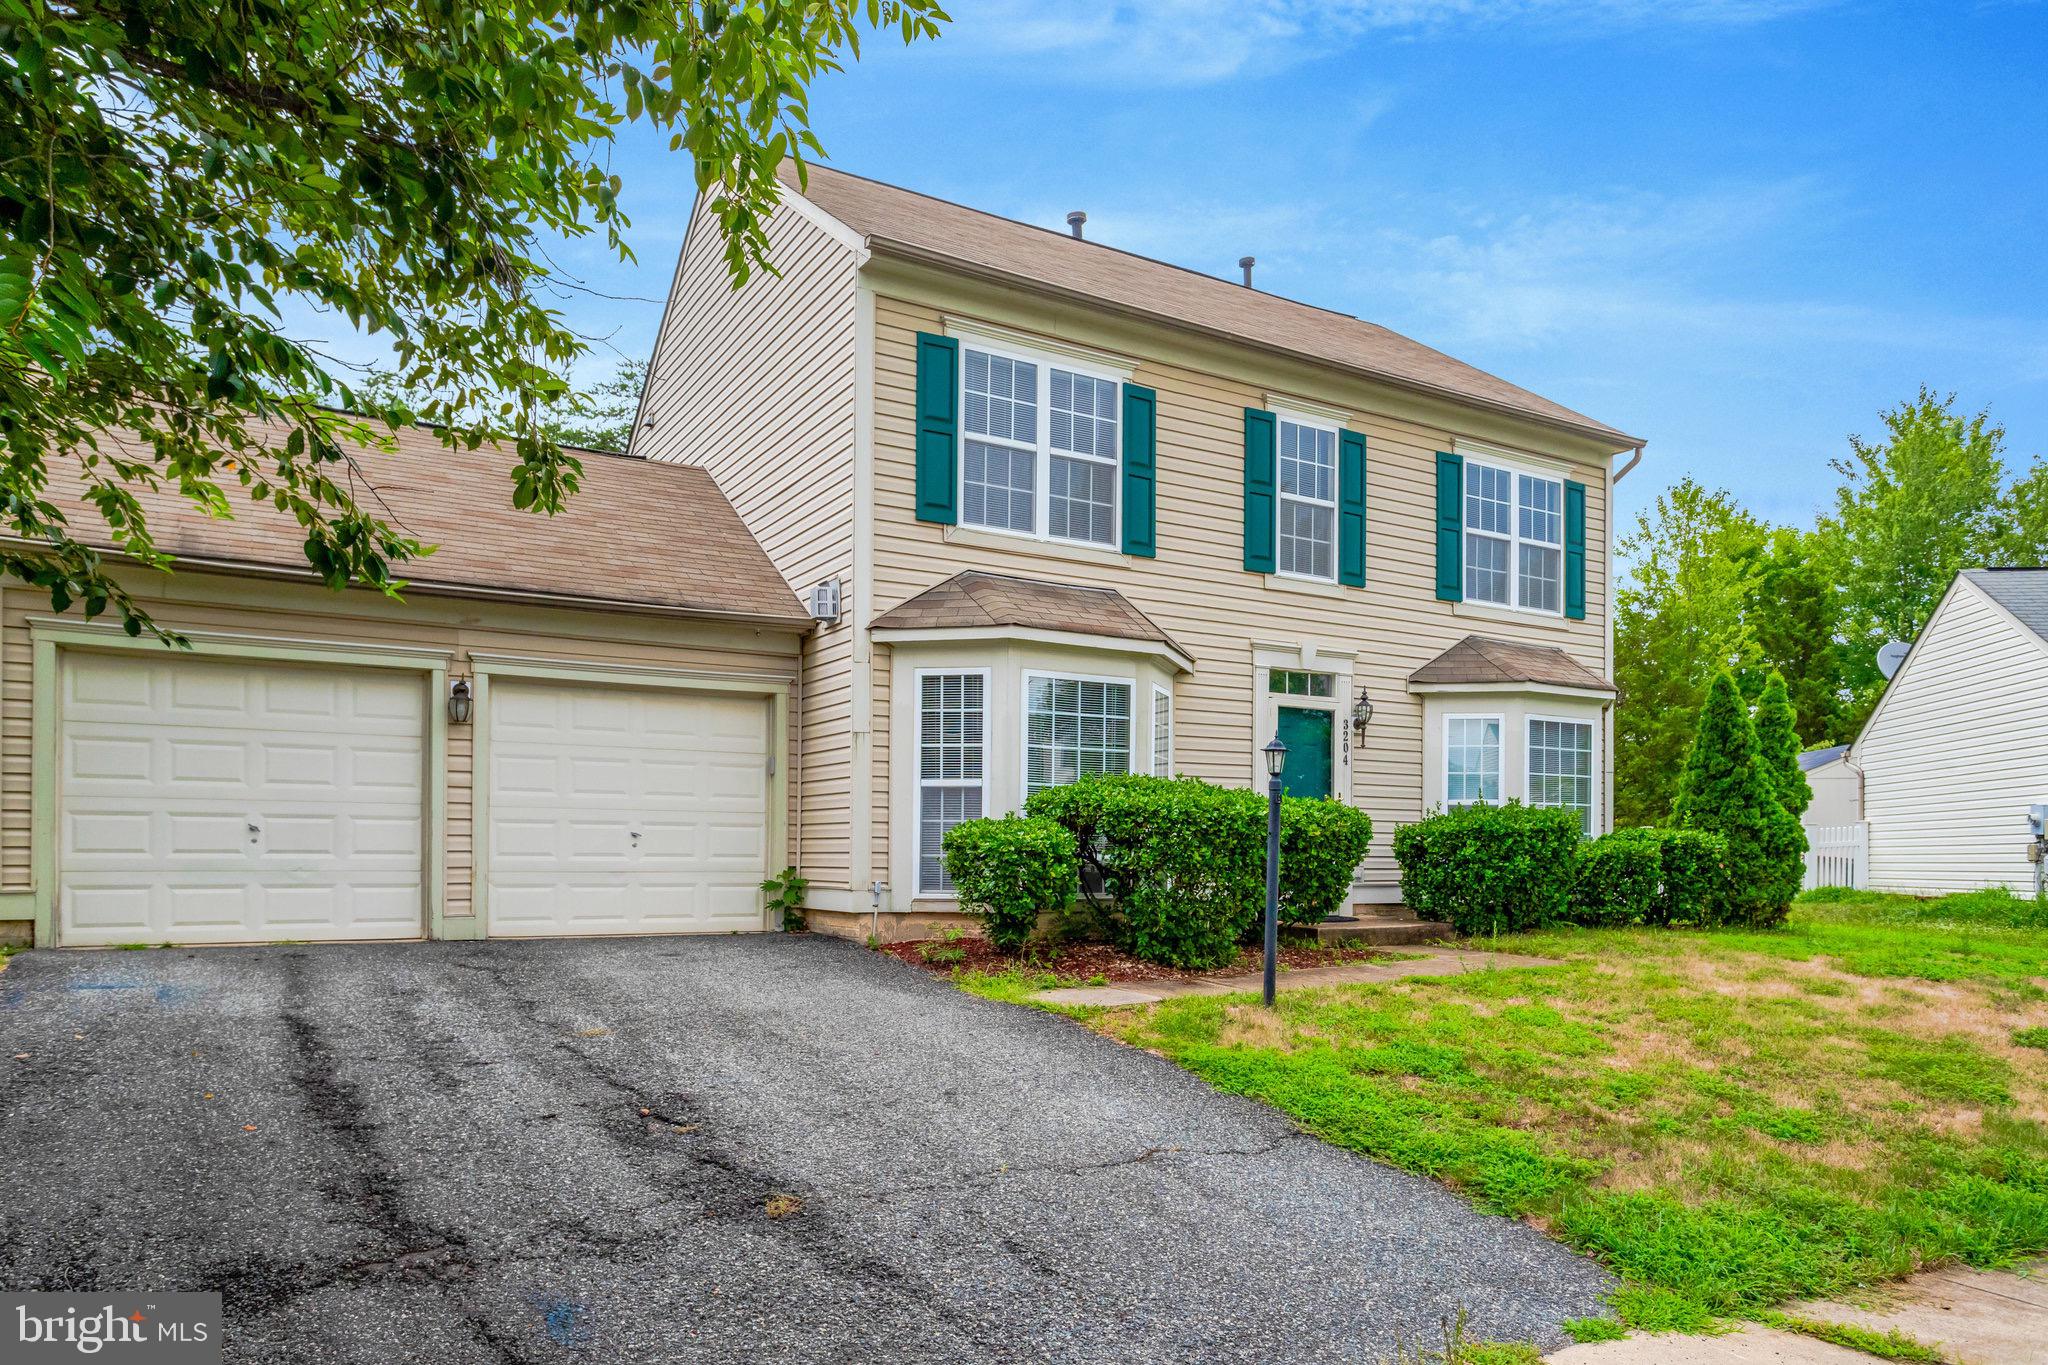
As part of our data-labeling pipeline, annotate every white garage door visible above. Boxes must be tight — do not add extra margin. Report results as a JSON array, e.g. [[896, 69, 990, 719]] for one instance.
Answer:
[[58, 652, 427, 946], [484, 681, 770, 937]]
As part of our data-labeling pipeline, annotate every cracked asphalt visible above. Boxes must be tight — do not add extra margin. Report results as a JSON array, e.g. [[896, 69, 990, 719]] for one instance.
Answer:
[[0, 935, 1611, 1362]]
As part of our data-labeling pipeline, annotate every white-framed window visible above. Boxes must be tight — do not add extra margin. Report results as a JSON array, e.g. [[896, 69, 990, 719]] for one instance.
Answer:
[[1444, 714, 1502, 807], [1527, 716, 1595, 833], [916, 670, 988, 894], [1024, 672, 1133, 799], [1464, 458, 1564, 613], [1268, 668, 1334, 698], [1276, 414, 1338, 581], [1150, 685, 1173, 776], [960, 341, 1119, 549]]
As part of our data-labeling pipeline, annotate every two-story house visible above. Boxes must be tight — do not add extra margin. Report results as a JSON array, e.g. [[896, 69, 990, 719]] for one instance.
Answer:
[[0, 164, 1641, 952], [633, 164, 1642, 940]]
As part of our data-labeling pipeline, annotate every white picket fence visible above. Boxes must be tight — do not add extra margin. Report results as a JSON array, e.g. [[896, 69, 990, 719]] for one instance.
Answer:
[[1804, 823, 1868, 891]]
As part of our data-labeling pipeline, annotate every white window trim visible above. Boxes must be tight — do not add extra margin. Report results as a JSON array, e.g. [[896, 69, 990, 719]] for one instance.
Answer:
[[1463, 454, 1565, 616], [913, 666, 992, 896], [958, 336, 1124, 553], [1019, 668, 1136, 805], [1443, 712, 1504, 809], [1272, 407, 1341, 585], [1524, 712, 1596, 829], [1150, 683, 1173, 777]]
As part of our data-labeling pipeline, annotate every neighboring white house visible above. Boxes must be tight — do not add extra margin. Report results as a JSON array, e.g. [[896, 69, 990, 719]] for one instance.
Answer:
[[1845, 567, 2048, 897], [1799, 745, 1861, 828]]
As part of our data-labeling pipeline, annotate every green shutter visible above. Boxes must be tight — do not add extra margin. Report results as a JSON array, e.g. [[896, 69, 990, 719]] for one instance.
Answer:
[[1338, 430, 1367, 587], [1434, 451, 1463, 601], [1242, 408, 1277, 574], [913, 332, 958, 524], [1120, 383, 1157, 558], [1564, 478, 1587, 620]]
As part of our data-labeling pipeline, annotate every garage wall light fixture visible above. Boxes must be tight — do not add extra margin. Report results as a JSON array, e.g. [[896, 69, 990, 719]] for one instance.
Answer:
[[448, 678, 473, 725]]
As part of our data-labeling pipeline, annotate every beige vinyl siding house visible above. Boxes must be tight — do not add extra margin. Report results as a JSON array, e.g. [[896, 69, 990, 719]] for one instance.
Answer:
[[1848, 569, 2048, 896], [0, 425, 809, 948], [637, 165, 1641, 937]]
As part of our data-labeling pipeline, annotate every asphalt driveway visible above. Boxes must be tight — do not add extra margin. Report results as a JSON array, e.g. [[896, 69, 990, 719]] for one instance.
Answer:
[[0, 936, 1610, 1362]]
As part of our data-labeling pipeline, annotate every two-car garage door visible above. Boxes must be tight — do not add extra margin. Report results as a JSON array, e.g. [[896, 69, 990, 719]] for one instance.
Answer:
[[54, 652, 771, 946]]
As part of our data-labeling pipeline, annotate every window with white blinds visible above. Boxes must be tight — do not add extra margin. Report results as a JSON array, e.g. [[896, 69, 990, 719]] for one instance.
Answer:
[[916, 672, 986, 894], [1025, 674, 1132, 797], [1528, 717, 1594, 832], [1151, 686, 1172, 776]]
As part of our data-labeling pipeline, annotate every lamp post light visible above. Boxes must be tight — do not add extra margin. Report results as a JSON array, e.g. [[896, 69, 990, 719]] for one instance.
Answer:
[[1262, 736, 1288, 1008]]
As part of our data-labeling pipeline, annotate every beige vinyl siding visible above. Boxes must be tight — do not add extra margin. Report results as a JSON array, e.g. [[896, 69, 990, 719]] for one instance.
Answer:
[[0, 570, 802, 923], [867, 286, 1614, 896], [635, 193, 861, 890], [1854, 580, 2048, 895]]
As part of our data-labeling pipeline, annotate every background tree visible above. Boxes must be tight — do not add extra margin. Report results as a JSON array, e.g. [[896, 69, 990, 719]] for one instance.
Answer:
[[1613, 479, 1763, 825], [1752, 671, 1811, 821], [1813, 388, 2016, 730], [1736, 527, 1849, 746], [1673, 671, 1805, 927], [1, 0, 946, 637], [360, 359, 647, 454]]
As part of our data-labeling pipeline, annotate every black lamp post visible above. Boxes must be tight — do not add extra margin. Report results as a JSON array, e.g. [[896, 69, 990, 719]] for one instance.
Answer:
[[1262, 736, 1288, 1008]]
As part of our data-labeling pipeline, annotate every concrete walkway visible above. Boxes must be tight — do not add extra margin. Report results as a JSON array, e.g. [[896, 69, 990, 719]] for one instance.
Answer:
[[1032, 945, 1562, 1007], [1549, 1259, 2048, 1364]]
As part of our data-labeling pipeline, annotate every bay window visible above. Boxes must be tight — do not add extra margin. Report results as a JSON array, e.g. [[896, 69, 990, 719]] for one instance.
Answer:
[[1025, 674, 1132, 798], [1445, 715, 1502, 807], [916, 671, 986, 894], [1528, 717, 1594, 832]]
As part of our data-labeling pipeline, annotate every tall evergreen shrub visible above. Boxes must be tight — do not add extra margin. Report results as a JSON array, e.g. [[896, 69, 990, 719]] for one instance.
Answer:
[[1673, 671, 1804, 926], [1753, 670, 1813, 821]]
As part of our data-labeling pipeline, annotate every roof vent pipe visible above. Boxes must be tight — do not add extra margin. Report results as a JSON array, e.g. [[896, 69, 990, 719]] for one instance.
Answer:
[[1239, 256, 1255, 287], [1066, 211, 1087, 240]]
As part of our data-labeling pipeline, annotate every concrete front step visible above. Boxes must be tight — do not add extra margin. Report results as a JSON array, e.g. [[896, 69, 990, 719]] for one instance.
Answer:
[[1315, 913, 1453, 946]]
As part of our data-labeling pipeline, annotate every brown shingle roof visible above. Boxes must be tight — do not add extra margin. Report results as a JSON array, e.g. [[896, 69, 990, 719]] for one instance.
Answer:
[[872, 570, 1186, 653], [1408, 635, 1613, 693], [782, 163, 1639, 447], [32, 419, 811, 625]]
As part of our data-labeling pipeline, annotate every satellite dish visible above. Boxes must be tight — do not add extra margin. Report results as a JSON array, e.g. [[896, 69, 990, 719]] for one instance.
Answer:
[[1876, 641, 1911, 679]]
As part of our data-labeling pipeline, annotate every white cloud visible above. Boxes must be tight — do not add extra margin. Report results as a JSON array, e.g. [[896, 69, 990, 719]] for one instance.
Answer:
[[944, 0, 1834, 84]]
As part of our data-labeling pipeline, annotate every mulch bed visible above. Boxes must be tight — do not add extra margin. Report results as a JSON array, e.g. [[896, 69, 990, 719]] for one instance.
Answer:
[[878, 934, 1394, 985]]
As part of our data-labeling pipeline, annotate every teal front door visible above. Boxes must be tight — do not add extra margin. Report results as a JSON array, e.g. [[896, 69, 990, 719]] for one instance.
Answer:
[[1275, 707, 1334, 799]]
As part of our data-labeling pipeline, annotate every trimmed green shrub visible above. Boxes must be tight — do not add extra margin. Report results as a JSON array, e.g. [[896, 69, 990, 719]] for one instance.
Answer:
[[1027, 774, 1378, 966], [1674, 671, 1805, 927], [941, 815, 1079, 954], [1278, 796, 1375, 926], [1625, 827, 1733, 926], [1393, 802, 1583, 936], [1569, 832, 1661, 926], [1028, 774, 1264, 968], [1754, 670, 1812, 821]]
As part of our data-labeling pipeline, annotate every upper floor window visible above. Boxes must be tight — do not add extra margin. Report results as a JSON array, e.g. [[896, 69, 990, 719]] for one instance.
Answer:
[[961, 344, 1119, 549], [1276, 416, 1337, 581], [1464, 460, 1564, 613]]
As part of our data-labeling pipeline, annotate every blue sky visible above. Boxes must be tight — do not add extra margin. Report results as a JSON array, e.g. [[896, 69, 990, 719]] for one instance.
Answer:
[[476, 0, 2048, 532]]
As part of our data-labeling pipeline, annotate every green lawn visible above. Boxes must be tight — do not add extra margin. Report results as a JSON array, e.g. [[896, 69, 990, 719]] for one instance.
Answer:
[[983, 889, 2048, 1336]]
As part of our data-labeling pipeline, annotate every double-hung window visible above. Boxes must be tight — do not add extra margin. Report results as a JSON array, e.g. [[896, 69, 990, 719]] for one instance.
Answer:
[[1464, 459, 1565, 613], [1445, 716, 1501, 807], [916, 672, 986, 894], [1025, 674, 1132, 798], [1527, 717, 1594, 833], [961, 344, 1119, 548], [1150, 686, 1173, 776], [1276, 416, 1338, 581]]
